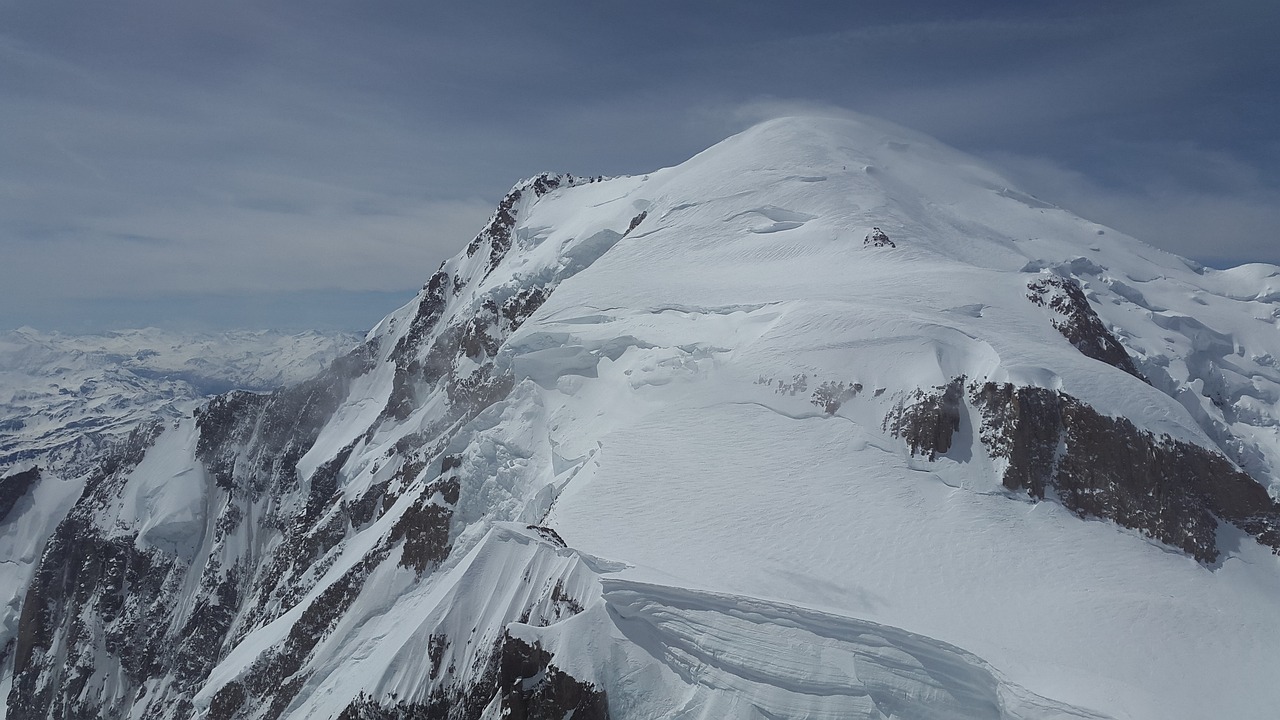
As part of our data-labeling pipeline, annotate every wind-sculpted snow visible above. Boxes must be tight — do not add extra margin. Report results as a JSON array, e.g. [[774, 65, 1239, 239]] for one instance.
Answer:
[[600, 580, 1109, 720], [7, 115, 1280, 720], [241, 524, 1103, 720]]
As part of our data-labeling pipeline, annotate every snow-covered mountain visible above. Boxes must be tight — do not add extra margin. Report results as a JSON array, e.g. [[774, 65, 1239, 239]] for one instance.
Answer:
[[0, 327, 358, 716], [5, 115, 1280, 720], [0, 327, 360, 475]]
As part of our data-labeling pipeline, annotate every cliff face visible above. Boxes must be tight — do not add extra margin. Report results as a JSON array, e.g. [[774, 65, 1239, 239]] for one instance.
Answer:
[[887, 380, 1280, 564], [0, 328, 359, 710], [6, 116, 1280, 720], [5, 172, 615, 720]]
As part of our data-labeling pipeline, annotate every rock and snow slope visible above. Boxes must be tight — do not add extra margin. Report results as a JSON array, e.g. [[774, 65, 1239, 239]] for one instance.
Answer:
[[6, 116, 1280, 720], [0, 327, 359, 474], [0, 328, 356, 716]]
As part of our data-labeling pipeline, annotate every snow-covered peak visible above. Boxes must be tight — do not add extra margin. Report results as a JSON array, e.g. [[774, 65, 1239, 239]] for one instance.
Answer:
[[7, 116, 1280, 720]]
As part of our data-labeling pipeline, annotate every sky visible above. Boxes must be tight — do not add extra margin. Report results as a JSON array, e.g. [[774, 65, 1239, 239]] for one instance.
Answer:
[[3, 0, 1278, 333]]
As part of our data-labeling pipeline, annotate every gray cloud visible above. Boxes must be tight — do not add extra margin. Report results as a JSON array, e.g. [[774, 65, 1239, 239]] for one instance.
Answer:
[[2, 0, 1277, 331], [985, 149, 1280, 268]]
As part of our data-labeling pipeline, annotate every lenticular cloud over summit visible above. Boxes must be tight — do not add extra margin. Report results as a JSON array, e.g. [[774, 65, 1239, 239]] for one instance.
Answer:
[[4, 115, 1280, 720]]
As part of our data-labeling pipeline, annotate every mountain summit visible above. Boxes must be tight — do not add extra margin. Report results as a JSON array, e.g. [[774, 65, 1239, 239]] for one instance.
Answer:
[[4, 115, 1280, 720]]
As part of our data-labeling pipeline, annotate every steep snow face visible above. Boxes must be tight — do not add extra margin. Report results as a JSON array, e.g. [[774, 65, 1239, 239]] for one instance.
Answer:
[[8, 115, 1280, 720], [0, 328, 356, 719]]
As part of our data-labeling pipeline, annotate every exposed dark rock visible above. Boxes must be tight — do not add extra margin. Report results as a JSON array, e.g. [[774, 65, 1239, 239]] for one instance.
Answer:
[[971, 383, 1060, 499], [427, 634, 449, 679], [864, 227, 895, 247], [389, 270, 452, 378], [196, 340, 376, 501], [349, 478, 392, 528], [391, 476, 459, 575], [193, 345, 383, 638], [10, 516, 175, 719], [335, 632, 607, 720], [441, 454, 463, 473], [1026, 275, 1145, 380], [501, 286, 549, 329], [624, 211, 647, 236], [466, 174, 569, 279], [775, 373, 808, 396], [382, 278, 548, 424], [449, 371, 515, 421], [172, 566, 240, 683], [526, 524, 566, 547], [884, 377, 965, 460], [0, 465, 40, 523], [811, 380, 861, 415], [548, 579, 584, 618], [206, 680, 247, 720], [5, 174, 608, 719], [8, 338, 384, 718], [498, 633, 608, 720], [10, 419, 169, 719], [393, 456, 429, 490], [305, 440, 358, 523], [211, 547, 391, 720], [973, 381, 1280, 563], [883, 377, 1280, 563], [196, 390, 270, 490]]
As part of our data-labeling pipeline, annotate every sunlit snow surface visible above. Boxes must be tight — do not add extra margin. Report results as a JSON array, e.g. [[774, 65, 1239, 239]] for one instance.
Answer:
[[221, 117, 1280, 720], [17, 117, 1280, 719]]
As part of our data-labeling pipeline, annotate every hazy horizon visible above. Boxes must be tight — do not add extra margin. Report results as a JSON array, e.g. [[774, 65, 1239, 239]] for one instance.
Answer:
[[4, 1, 1278, 333]]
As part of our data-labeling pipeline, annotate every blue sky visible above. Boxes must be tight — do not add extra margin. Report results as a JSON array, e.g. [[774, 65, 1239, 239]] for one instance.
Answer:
[[2, 1, 1278, 332]]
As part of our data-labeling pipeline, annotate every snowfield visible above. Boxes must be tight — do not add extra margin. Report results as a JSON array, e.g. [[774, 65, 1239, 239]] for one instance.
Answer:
[[6, 116, 1280, 720]]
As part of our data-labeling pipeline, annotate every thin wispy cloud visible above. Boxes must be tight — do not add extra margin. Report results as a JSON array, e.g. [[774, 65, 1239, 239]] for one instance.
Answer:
[[2, 0, 1276, 331]]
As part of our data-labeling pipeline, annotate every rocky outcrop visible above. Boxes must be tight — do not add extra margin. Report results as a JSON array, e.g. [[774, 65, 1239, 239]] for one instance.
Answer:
[[0, 466, 40, 523], [496, 634, 608, 720], [811, 380, 862, 415], [466, 173, 573, 279], [973, 382, 1280, 563], [884, 377, 1280, 563], [624, 211, 647, 236], [391, 458, 461, 575], [884, 378, 965, 460], [864, 227, 895, 247], [1026, 275, 1144, 380], [205, 547, 392, 720], [9, 423, 169, 720], [335, 633, 608, 720]]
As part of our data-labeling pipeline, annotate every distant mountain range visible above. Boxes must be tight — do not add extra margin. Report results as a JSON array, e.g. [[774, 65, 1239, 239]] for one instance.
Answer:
[[0, 327, 359, 474]]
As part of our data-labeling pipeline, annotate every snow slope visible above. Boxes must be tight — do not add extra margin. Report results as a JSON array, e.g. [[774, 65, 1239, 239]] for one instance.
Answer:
[[8, 115, 1280, 720], [492, 116, 1280, 719], [0, 328, 356, 718]]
